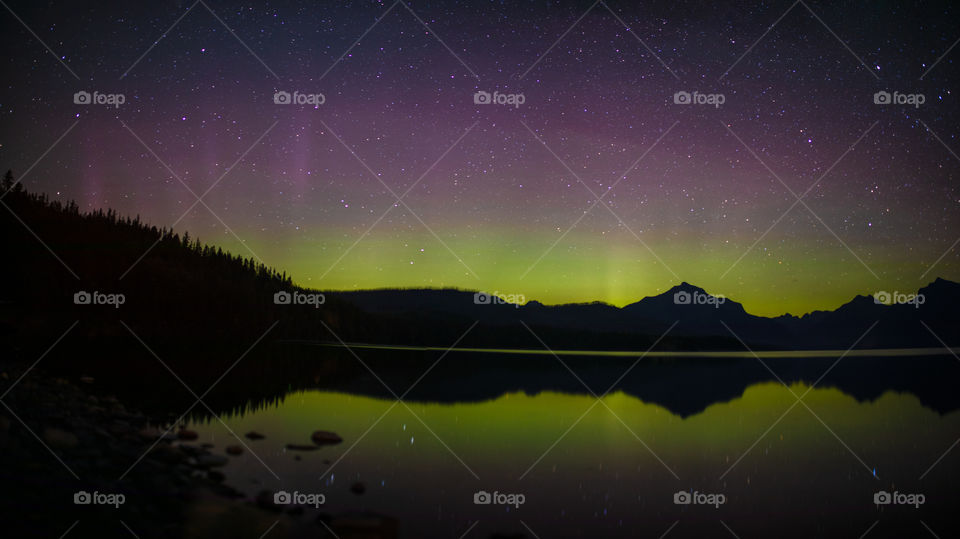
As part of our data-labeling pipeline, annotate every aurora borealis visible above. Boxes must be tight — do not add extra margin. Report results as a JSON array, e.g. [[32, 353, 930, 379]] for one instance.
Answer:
[[2, 0, 958, 316]]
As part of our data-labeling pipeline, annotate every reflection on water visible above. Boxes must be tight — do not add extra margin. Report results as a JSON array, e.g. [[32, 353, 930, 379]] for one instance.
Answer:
[[184, 380, 960, 538]]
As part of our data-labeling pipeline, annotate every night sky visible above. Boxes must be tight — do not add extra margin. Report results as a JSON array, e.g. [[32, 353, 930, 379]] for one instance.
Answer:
[[1, 0, 958, 316]]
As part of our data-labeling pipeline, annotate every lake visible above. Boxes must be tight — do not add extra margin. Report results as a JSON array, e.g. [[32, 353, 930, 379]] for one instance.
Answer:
[[175, 348, 960, 538]]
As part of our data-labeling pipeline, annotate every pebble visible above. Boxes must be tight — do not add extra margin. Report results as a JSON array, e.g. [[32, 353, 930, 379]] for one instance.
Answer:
[[311, 430, 343, 446]]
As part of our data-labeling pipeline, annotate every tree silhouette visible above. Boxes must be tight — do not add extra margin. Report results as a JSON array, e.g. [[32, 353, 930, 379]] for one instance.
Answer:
[[2, 169, 14, 192]]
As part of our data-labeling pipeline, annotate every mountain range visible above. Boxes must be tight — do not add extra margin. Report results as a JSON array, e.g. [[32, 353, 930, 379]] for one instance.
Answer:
[[329, 279, 960, 350]]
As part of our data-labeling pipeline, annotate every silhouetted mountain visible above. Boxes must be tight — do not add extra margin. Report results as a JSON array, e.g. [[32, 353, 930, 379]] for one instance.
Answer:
[[773, 278, 960, 348], [331, 279, 960, 350]]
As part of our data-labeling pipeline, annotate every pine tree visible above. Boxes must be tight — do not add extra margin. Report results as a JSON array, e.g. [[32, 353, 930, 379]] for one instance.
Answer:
[[2, 169, 14, 192]]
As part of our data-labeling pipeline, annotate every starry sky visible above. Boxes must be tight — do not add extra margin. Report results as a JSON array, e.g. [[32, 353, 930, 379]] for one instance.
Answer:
[[1, 0, 958, 317]]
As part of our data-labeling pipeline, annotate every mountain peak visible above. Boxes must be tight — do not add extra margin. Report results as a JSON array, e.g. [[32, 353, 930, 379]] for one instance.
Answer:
[[621, 282, 744, 316], [920, 277, 960, 295], [665, 282, 708, 296]]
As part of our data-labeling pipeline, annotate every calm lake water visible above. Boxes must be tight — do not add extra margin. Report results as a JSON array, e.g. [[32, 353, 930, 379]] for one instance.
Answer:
[[180, 351, 960, 538]]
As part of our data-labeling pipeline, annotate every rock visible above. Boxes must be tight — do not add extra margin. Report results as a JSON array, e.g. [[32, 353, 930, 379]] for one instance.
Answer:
[[177, 429, 198, 441], [42, 427, 78, 448], [311, 431, 343, 446], [350, 482, 366, 495], [245, 431, 265, 440], [285, 444, 318, 451], [225, 445, 243, 456], [207, 470, 225, 482], [195, 454, 229, 468]]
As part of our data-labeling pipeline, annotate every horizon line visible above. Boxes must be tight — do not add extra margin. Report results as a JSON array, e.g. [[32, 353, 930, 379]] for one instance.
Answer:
[[291, 341, 960, 359]]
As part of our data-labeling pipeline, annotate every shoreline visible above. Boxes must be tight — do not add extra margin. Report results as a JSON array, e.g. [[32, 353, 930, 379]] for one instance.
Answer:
[[292, 341, 960, 358], [0, 360, 388, 538]]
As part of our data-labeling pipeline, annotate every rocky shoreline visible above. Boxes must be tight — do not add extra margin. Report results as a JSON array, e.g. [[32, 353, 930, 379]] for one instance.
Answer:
[[0, 362, 395, 538]]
